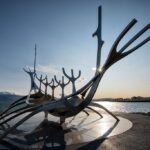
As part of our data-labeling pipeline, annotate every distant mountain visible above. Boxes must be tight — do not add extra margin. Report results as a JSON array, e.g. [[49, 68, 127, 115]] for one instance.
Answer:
[[0, 92, 22, 101], [94, 96, 150, 102], [0, 92, 23, 110], [0, 91, 16, 95]]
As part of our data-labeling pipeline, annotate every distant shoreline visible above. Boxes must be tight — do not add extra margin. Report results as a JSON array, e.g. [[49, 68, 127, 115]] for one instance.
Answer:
[[93, 99, 150, 102]]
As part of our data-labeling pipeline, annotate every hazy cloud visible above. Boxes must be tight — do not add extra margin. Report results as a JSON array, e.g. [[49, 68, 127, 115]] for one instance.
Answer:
[[26, 64, 60, 75]]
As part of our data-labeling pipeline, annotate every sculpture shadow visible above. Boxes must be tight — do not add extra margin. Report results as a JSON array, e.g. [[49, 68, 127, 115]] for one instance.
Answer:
[[0, 120, 66, 150], [77, 120, 119, 150]]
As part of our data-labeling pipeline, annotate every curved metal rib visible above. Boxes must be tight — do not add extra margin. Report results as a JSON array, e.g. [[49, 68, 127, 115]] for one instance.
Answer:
[[119, 23, 150, 53], [0, 92, 43, 120], [122, 36, 150, 57], [86, 106, 103, 118], [0, 96, 27, 118], [110, 19, 137, 52], [0, 101, 25, 120], [90, 102, 119, 121], [103, 21, 149, 70], [0, 105, 31, 123], [0, 105, 39, 126], [83, 110, 89, 116], [0, 109, 41, 141]]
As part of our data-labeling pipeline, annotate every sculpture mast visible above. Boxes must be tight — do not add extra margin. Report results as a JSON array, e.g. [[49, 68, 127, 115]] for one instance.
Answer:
[[34, 44, 37, 76], [93, 6, 104, 71]]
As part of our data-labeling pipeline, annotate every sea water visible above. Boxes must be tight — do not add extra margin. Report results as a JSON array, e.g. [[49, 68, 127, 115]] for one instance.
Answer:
[[96, 101, 150, 113], [0, 101, 150, 113]]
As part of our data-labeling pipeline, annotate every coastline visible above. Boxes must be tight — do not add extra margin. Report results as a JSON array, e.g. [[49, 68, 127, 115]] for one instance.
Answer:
[[93, 99, 150, 102]]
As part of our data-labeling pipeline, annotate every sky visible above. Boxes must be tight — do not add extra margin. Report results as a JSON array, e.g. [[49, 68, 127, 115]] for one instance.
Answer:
[[0, 0, 149, 98]]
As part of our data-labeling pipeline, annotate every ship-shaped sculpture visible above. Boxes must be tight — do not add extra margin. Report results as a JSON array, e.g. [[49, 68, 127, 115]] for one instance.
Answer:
[[0, 6, 149, 141]]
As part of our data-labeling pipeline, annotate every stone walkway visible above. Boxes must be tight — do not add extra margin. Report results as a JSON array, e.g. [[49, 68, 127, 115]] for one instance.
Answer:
[[66, 113, 150, 150], [0, 113, 150, 150]]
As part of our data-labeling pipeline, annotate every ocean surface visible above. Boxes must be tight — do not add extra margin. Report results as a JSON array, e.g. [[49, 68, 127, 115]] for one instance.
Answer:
[[0, 101, 150, 113], [96, 101, 150, 113]]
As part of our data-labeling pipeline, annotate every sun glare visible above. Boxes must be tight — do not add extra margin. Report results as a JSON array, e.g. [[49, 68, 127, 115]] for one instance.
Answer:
[[92, 67, 103, 72]]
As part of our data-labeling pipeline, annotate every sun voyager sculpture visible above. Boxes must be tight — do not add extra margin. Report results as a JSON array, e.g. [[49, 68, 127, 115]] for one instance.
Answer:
[[0, 6, 149, 144]]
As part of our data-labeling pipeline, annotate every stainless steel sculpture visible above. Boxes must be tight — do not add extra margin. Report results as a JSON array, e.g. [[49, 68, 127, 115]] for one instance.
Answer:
[[48, 78, 60, 100], [62, 68, 81, 93], [0, 6, 149, 141]]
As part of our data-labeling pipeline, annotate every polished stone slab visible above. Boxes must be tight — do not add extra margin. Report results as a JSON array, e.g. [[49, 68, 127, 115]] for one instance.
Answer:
[[0, 110, 132, 149]]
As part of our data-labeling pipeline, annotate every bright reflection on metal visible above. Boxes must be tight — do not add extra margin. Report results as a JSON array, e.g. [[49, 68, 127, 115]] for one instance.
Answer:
[[92, 67, 103, 72]]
